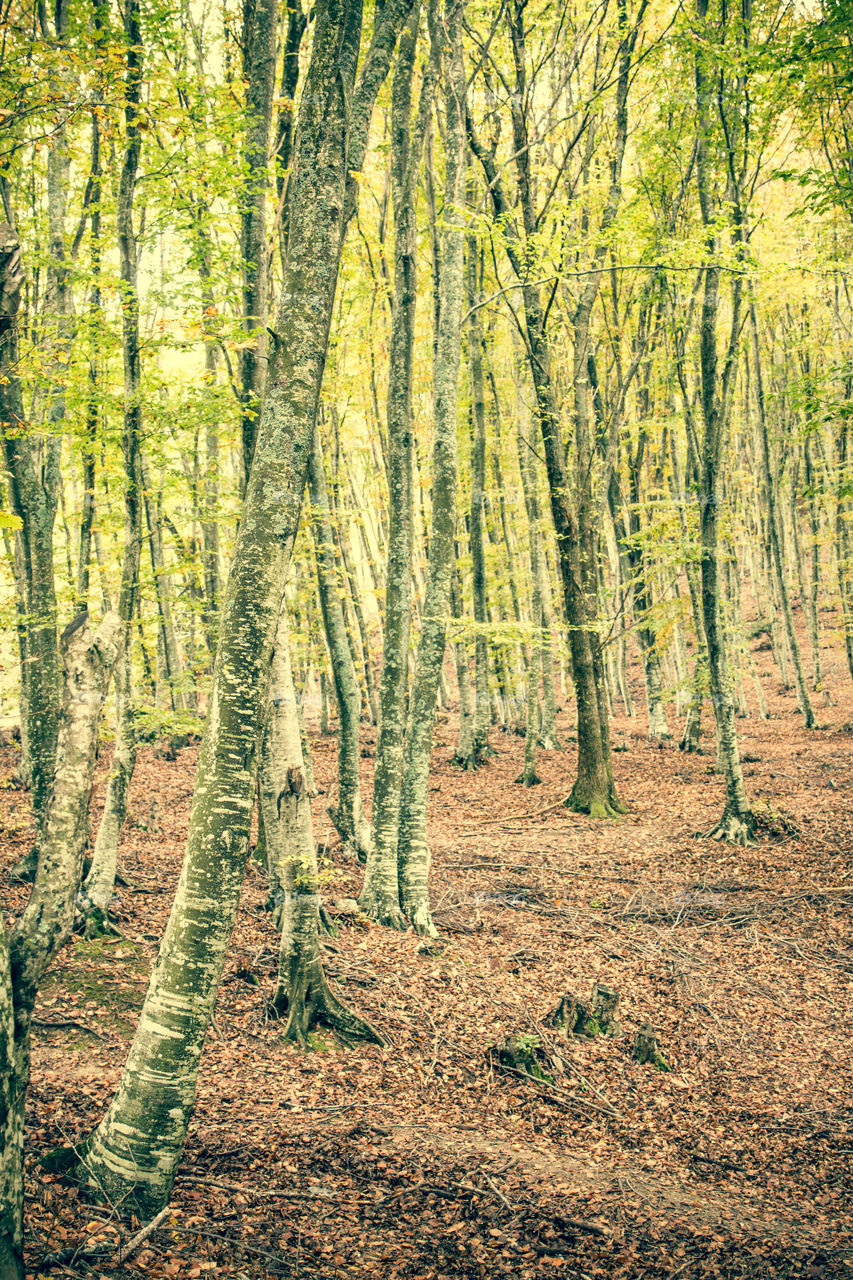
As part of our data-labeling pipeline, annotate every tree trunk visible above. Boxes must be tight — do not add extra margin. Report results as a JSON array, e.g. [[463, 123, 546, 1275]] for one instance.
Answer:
[[308, 426, 373, 861], [362, 0, 437, 926], [749, 303, 815, 729], [693, 0, 753, 842], [82, 6, 144, 921], [397, 0, 466, 936], [465, 243, 492, 763], [0, 612, 120, 1279], [239, 0, 278, 488], [263, 605, 380, 1045], [81, 0, 407, 1213], [0, 224, 62, 841]]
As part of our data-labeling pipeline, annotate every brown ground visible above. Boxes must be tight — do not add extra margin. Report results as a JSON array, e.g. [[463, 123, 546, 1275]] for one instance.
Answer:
[[3, 610, 853, 1279]]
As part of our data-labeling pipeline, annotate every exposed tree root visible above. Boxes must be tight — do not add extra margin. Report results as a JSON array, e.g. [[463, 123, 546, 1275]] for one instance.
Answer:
[[704, 808, 755, 845], [76, 903, 125, 940], [8, 847, 38, 882], [357, 892, 409, 930], [271, 966, 383, 1048], [402, 898, 438, 938]]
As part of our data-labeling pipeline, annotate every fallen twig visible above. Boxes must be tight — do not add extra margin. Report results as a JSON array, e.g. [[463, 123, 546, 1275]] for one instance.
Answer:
[[117, 1207, 171, 1264], [32, 1018, 105, 1039], [460, 798, 566, 830], [492, 1059, 622, 1119]]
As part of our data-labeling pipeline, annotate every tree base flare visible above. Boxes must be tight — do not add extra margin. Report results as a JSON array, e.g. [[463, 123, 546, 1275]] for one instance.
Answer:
[[515, 768, 542, 787], [705, 809, 755, 845], [327, 805, 373, 866], [271, 969, 383, 1049], [357, 892, 408, 930], [402, 898, 438, 938], [566, 778, 627, 819], [566, 792, 625, 819]]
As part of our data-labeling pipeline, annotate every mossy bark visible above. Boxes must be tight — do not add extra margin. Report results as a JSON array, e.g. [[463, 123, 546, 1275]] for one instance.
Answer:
[[0, 613, 120, 1280], [397, 0, 466, 937], [80, 0, 390, 1214]]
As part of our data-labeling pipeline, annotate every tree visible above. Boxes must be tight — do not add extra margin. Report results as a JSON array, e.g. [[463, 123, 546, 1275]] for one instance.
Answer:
[[80, 0, 412, 1213]]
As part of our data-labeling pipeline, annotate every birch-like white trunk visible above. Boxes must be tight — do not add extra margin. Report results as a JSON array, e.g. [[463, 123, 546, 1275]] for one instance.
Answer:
[[397, 0, 466, 936], [0, 612, 120, 1280]]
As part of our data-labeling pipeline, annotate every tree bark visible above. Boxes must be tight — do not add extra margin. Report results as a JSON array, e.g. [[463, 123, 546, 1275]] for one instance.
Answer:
[[81, 0, 408, 1213], [0, 612, 120, 1280], [362, 0, 437, 925], [239, 0, 278, 488], [263, 605, 380, 1045], [308, 426, 373, 861], [397, 0, 466, 936], [82, 1, 144, 920], [0, 223, 62, 841]]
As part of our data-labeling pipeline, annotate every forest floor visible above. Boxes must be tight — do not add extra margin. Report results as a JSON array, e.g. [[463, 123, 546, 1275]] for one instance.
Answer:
[[2, 612, 853, 1279]]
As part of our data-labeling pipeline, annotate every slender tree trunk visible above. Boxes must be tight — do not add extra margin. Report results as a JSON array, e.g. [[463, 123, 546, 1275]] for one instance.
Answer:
[[449, 560, 476, 764], [693, 0, 753, 842], [465, 243, 492, 762], [308, 426, 373, 861], [362, 0, 437, 925], [82, 5, 144, 919], [749, 303, 815, 729], [141, 452, 186, 713], [239, 0, 278, 488], [397, 0, 466, 936], [262, 604, 381, 1044]]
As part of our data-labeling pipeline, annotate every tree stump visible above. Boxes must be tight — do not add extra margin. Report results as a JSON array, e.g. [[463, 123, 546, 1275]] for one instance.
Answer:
[[631, 1022, 669, 1070], [551, 983, 622, 1038], [490, 1035, 554, 1083]]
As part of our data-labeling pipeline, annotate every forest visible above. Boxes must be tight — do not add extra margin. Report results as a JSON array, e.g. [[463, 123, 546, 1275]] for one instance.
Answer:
[[0, 0, 852, 1275]]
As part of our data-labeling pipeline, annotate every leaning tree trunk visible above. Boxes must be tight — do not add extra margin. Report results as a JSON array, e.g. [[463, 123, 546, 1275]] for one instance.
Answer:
[[80, 0, 410, 1215], [396, 0, 466, 937], [0, 611, 120, 1280], [262, 604, 381, 1046], [308, 426, 373, 861]]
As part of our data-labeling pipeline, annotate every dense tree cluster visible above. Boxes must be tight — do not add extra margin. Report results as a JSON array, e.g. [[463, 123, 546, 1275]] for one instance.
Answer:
[[1, 0, 852, 1272]]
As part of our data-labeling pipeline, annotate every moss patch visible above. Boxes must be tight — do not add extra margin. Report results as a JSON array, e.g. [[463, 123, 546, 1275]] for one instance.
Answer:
[[37, 936, 149, 1038]]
